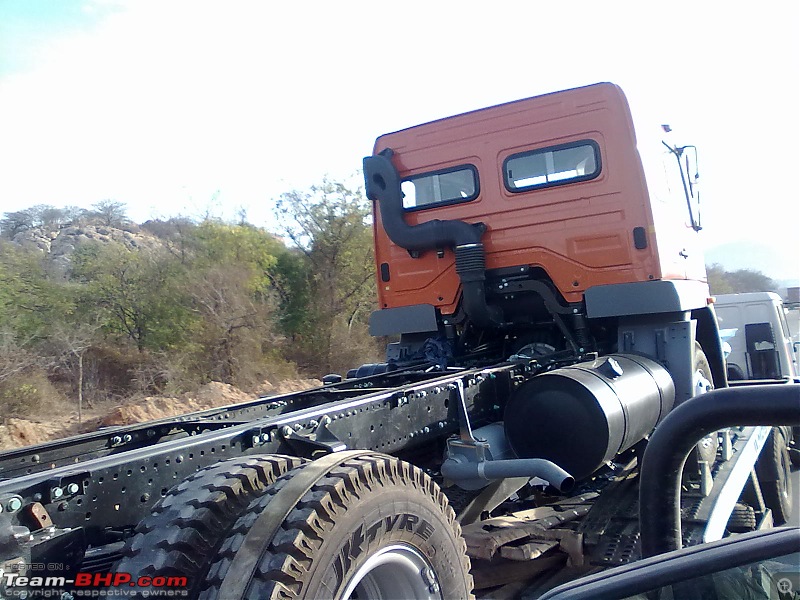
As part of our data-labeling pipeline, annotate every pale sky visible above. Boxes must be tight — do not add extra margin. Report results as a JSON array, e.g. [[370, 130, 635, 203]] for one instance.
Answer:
[[1, 1, 798, 279]]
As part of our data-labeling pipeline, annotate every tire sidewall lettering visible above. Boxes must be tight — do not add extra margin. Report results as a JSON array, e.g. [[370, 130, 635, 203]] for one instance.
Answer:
[[304, 487, 468, 599], [332, 511, 439, 590]]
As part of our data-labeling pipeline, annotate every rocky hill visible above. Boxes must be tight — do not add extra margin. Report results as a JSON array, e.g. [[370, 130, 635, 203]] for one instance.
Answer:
[[10, 221, 163, 276]]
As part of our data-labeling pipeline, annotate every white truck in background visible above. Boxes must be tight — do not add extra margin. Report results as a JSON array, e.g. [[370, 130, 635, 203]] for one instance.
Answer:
[[714, 291, 800, 484], [715, 292, 799, 382]]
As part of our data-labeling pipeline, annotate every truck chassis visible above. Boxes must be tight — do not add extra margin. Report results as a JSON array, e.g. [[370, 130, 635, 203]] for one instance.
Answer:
[[2, 82, 796, 598], [0, 356, 786, 597]]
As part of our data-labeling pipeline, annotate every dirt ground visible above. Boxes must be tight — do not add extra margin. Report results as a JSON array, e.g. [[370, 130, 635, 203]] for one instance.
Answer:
[[0, 378, 322, 451]]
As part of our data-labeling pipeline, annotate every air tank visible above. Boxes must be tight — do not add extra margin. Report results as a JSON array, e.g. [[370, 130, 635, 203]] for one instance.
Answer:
[[504, 354, 675, 480]]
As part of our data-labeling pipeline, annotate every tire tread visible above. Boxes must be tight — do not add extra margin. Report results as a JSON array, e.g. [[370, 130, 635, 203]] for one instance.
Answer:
[[114, 454, 304, 596], [201, 454, 473, 599]]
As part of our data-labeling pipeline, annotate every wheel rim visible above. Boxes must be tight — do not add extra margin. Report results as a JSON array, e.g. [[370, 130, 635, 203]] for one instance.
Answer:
[[779, 448, 790, 500], [692, 360, 716, 463], [339, 544, 443, 600], [693, 368, 713, 396]]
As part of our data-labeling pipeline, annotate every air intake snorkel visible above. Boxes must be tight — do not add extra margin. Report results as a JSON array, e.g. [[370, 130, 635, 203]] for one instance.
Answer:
[[364, 148, 503, 329]]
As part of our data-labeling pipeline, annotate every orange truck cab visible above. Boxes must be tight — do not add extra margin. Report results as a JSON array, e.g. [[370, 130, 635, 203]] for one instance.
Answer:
[[363, 83, 725, 404]]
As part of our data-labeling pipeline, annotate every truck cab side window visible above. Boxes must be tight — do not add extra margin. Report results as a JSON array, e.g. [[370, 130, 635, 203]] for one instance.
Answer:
[[504, 140, 600, 192], [401, 165, 479, 210]]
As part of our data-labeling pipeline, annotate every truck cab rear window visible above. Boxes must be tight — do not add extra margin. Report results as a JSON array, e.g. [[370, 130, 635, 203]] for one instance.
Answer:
[[401, 166, 478, 210], [504, 141, 600, 192]]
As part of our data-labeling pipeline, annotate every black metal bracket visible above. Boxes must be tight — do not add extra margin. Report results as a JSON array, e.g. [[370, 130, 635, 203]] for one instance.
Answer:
[[279, 417, 347, 458]]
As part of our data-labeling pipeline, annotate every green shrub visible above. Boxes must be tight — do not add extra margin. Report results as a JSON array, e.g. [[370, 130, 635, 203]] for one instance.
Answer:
[[0, 370, 67, 419]]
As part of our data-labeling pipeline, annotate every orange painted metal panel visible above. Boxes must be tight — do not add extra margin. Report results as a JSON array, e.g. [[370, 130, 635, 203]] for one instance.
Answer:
[[371, 83, 694, 315]]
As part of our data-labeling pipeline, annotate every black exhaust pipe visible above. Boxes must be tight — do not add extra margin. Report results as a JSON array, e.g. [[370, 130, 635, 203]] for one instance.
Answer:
[[639, 383, 800, 558], [441, 456, 575, 492], [364, 149, 503, 328]]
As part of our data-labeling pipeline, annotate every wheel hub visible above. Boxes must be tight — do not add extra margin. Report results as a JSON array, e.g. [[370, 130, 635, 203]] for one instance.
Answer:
[[693, 369, 713, 396], [339, 544, 443, 600]]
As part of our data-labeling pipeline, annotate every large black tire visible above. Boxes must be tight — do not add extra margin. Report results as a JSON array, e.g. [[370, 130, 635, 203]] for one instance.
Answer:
[[201, 453, 473, 599], [726, 502, 757, 533], [693, 344, 718, 465], [114, 454, 304, 597], [726, 363, 745, 381], [756, 428, 793, 525]]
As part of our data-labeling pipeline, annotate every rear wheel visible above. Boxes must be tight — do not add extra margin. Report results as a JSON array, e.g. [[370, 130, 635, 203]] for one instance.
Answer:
[[692, 344, 717, 465], [756, 427, 793, 525], [114, 455, 304, 597], [726, 502, 757, 533], [202, 452, 473, 599], [726, 363, 745, 381], [693, 343, 713, 396]]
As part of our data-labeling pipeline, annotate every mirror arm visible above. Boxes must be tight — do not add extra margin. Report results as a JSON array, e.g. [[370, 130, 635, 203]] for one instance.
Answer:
[[663, 141, 701, 231]]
